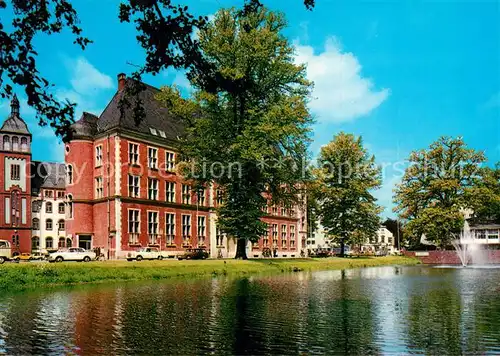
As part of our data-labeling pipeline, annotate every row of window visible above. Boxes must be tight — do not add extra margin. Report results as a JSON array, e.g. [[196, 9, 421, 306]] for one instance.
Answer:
[[3, 136, 28, 152], [260, 224, 297, 248], [44, 190, 65, 199], [32, 218, 65, 231], [93, 143, 176, 170], [474, 229, 500, 239], [268, 205, 296, 218], [31, 237, 71, 249], [40, 202, 65, 214], [128, 210, 207, 246]]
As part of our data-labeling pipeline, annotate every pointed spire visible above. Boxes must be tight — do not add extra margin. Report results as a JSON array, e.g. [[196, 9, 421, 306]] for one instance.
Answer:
[[10, 95, 19, 117]]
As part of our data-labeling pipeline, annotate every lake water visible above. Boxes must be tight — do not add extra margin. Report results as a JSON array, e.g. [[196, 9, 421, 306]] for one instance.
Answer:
[[1, 265, 500, 355]]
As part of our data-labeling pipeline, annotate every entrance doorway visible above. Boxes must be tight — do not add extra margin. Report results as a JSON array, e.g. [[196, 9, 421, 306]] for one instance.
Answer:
[[79, 235, 92, 250]]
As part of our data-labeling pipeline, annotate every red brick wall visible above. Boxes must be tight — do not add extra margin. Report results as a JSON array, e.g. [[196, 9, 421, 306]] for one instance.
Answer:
[[404, 250, 500, 264]]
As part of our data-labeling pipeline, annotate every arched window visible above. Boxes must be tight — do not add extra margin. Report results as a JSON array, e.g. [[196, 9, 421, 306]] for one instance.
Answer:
[[46, 219, 53, 230], [58, 203, 65, 214], [3, 136, 10, 151], [46, 202, 52, 214], [58, 237, 65, 248], [32, 237, 40, 250], [67, 195, 73, 219], [66, 238, 72, 248], [66, 165, 73, 185], [46, 237, 53, 249], [12, 136, 19, 151], [58, 219, 65, 231], [20, 137, 28, 152], [32, 218, 40, 230]]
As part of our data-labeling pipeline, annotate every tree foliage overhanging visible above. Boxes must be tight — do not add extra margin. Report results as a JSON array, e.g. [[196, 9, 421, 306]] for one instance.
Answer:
[[156, 7, 313, 259], [0, 0, 315, 140]]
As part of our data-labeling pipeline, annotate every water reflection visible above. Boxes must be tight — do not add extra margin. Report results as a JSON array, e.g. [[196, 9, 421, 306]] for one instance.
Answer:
[[0, 266, 499, 354]]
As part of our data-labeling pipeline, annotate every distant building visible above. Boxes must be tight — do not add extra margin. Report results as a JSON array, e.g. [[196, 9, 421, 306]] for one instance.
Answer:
[[306, 222, 331, 251], [361, 226, 395, 253], [31, 162, 67, 253]]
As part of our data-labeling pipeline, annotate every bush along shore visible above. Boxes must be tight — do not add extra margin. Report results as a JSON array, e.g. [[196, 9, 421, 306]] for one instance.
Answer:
[[0, 256, 419, 292]]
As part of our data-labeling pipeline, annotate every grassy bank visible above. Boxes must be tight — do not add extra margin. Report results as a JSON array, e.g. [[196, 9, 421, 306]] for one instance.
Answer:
[[0, 256, 419, 292]]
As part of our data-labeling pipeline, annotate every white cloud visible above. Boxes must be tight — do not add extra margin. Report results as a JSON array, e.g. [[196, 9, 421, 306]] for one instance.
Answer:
[[296, 37, 390, 122], [68, 57, 113, 93]]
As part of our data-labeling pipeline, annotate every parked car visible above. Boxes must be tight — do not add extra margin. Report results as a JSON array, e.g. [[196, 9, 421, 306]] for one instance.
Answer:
[[177, 248, 209, 260], [0, 240, 17, 264], [127, 247, 162, 261], [48, 247, 96, 262]]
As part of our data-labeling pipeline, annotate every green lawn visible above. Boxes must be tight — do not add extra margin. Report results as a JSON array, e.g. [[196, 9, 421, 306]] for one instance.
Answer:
[[0, 256, 419, 292]]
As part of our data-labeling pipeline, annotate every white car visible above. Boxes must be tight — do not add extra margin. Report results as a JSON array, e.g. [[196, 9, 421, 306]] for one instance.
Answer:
[[48, 247, 96, 263], [127, 247, 162, 261]]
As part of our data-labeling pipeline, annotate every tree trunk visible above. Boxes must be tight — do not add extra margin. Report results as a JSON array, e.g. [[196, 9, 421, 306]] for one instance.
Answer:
[[340, 238, 345, 257], [235, 238, 248, 259]]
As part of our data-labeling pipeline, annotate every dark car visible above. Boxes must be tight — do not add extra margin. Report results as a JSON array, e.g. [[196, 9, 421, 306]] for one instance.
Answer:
[[177, 248, 209, 260]]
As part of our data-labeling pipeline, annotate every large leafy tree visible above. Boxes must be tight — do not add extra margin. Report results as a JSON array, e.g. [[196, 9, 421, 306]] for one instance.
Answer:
[[394, 136, 485, 248], [0, 0, 315, 139], [468, 164, 500, 224], [156, 7, 312, 259], [313, 132, 382, 256]]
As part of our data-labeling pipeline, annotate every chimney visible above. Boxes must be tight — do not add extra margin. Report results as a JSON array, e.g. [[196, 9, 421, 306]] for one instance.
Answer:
[[117, 73, 126, 91]]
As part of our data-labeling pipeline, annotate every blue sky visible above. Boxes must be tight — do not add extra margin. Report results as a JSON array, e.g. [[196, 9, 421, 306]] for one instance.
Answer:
[[1, 0, 499, 217]]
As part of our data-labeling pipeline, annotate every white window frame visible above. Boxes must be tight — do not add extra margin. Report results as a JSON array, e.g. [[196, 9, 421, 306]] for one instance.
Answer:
[[182, 184, 191, 205], [128, 175, 140, 198], [166, 181, 176, 203], [148, 146, 158, 169], [281, 224, 287, 248], [95, 176, 103, 198], [147, 210, 159, 244], [197, 216, 206, 245], [165, 151, 176, 171], [182, 214, 191, 245], [95, 145, 103, 167], [290, 225, 296, 248], [128, 142, 139, 165], [216, 225, 225, 247], [128, 209, 140, 244], [165, 213, 176, 245], [148, 178, 159, 200], [197, 188, 206, 206]]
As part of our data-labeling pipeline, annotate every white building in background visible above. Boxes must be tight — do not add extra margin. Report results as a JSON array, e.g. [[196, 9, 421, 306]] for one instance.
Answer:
[[306, 222, 331, 251], [361, 226, 395, 253], [31, 162, 67, 253]]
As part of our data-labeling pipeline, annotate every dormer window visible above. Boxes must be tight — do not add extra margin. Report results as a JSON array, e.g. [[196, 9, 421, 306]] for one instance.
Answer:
[[149, 128, 157, 136]]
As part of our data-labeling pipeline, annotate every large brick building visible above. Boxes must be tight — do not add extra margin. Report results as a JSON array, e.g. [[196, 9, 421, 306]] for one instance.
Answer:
[[65, 74, 307, 259]]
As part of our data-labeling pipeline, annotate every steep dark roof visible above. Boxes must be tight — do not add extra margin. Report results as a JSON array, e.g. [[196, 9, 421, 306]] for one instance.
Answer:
[[97, 79, 184, 141], [71, 112, 98, 139], [31, 161, 66, 195], [1, 95, 30, 135]]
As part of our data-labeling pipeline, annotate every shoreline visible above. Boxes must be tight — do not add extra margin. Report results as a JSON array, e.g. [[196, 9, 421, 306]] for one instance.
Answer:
[[0, 256, 420, 292]]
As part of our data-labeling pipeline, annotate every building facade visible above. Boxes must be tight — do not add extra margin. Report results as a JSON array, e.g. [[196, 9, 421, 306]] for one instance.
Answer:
[[361, 226, 395, 253], [65, 74, 305, 259], [31, 162, 67, 253], [0, 96, 33, 254]]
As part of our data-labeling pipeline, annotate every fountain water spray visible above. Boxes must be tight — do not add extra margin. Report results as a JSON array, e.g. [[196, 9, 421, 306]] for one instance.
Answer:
[[451, 231, 487, 267]]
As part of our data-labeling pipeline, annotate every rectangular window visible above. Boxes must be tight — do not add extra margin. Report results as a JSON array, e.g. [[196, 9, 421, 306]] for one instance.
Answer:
[[21, 198, 26, 224], [290, 225, 295, 248], [148, 211, 159, 244], [44, 190, 53, 198], [148, 178, 159, 200], [281, 207, 286, 216], [165, 151, 175, 171], [216, 225, 225, 246], [128, 209, 140, 233], [476, 230, 487, 239], [11, 164, 20, 181], [197, 188, 206, 206], [182, 184, 191, 205], [148, 147, 158, 169], [165, 213, 175, 245], [95, 145, 103, 167], [272, 224, 278, 245], [263, 224, 270, 247], [197, 216, 206, 245], [166, 181, 176, 203], [182, 214, 191, 245], [95, 177, 103, 198], [281, 224, 287, 248], [57, 191, 64, 199], [128, 175, 140, 198], [272, 206, 278, 215], [58, 203, 65, 214], [216, 189, 224, 205], [129, 143, 139, 165]]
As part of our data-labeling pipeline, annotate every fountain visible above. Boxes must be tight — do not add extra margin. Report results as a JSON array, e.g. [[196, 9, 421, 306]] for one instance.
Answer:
[[450, 231, 490, 267]]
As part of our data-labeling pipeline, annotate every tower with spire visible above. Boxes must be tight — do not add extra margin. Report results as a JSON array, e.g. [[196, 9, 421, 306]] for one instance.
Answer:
[[0, 95, 32, 254]]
